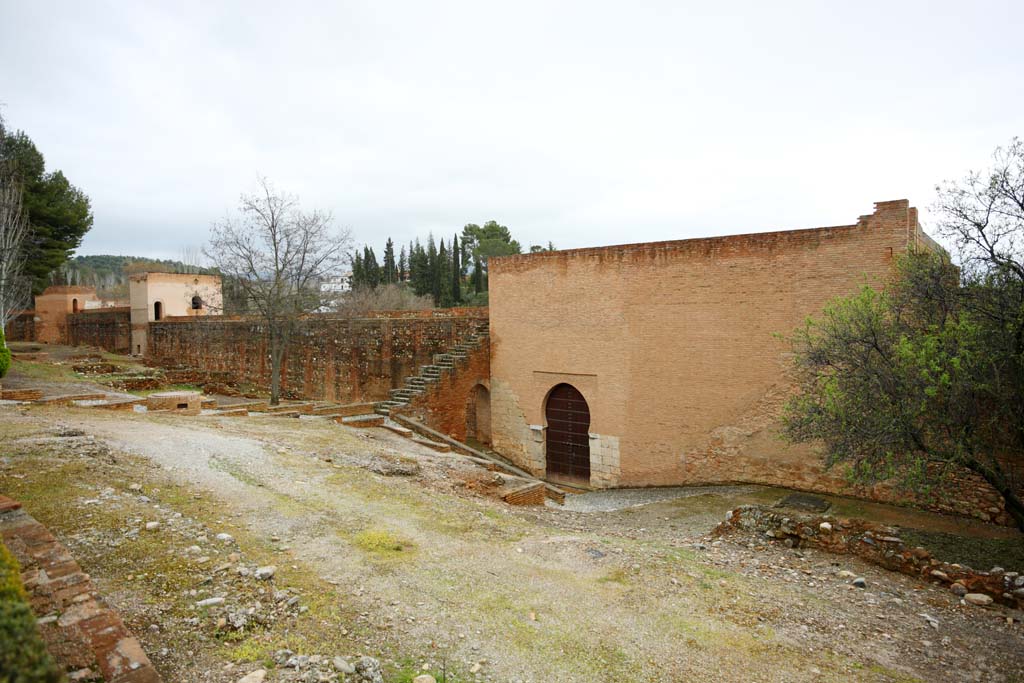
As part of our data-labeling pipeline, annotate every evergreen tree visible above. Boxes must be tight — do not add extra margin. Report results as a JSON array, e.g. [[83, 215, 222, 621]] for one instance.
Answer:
[[451, 233, 462, 304], [427, 236, 440, 305], [383, 238, 397, 284], [470, 254, 484, 294], [350, 250, 364, 289], [398, 245, 407, 282], [363, 246, 381, 288], [410, 238, 431, 297], [438, 238, 453, 307]]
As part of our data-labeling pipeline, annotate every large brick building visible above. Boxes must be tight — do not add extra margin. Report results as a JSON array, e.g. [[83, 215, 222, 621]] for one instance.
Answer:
[[487, 199, 941, 493]]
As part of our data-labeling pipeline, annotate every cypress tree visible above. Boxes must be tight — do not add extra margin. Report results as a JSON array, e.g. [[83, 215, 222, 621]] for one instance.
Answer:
[[398, 246, 407, 282], [451, 234, 462, 304], [383, 238, 397, 284]]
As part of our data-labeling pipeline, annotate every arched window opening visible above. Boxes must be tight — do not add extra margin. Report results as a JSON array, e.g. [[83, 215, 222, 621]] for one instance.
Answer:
[[154, 301, 163, 321], [191, 295, 203, 310]]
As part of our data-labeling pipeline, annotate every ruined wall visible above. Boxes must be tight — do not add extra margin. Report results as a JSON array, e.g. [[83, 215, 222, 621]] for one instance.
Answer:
[[396, 343, 490, 441], [3, 311, 35, 342], [68, 308, 131, 354], [486, 199, 1004, 523], [147, 310, 487, 403]]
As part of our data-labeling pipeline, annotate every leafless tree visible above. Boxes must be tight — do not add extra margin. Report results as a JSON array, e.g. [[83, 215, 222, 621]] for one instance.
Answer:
[[0, 159, 30, 330], [204, 177, 351, 404]]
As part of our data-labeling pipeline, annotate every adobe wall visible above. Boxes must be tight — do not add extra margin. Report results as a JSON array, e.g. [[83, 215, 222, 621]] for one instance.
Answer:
[[487, 200, 1008, 523], [147, 310, 488, 403], [33, 286, 100, 344], [130, 273, 223, 355], [68, 308, 132, 354]]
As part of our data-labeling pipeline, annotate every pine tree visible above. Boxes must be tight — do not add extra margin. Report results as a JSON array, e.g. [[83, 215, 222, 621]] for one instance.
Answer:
[[451, 234, 462, 304], [383, 238, 397, 284], [410, 239, 430, 296]]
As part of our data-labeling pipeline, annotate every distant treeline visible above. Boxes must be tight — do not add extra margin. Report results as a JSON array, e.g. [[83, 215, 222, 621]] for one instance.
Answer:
[[56, 254, 213, 299], [349, 221, 554, 308]]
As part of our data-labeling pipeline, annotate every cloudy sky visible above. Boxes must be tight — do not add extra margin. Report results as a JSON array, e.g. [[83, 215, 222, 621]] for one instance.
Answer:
[[1, 1, 1021, 260]]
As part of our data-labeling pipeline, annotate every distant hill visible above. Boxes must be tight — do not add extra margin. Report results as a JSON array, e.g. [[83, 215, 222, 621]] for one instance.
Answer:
[[56, 255, 215, 300]]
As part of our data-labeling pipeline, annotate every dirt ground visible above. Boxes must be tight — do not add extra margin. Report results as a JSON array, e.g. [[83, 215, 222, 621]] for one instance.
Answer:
[[2, 356, 1024, 683]]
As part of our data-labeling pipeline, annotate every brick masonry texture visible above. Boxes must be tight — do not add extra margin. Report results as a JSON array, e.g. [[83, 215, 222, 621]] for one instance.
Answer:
[[147, 310, 488, 403], [68, 307, 132, 353], [0, 504, 162, 682], [396, 342, 490, 442], [486, 199, 1010, 524]]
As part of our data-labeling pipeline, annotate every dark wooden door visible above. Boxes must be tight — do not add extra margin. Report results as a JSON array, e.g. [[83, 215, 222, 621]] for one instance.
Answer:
[[545, 384, 590, 481]]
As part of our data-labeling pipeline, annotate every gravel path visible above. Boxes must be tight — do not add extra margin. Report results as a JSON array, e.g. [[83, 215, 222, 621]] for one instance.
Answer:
[[5, 404, 1024, 682]]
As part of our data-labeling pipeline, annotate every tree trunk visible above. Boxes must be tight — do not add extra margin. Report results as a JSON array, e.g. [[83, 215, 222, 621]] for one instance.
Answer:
[[269, 336, 283, 406]]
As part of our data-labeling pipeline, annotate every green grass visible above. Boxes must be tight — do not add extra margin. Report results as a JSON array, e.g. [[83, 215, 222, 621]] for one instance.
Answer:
[[354, 528, 407, 554]]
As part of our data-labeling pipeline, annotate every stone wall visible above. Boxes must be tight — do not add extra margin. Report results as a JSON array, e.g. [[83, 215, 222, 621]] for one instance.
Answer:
[[147, 310, 488, 403], [4, 311, 35, 342], [68, 307, 132, 354], [484, 199, 1009, 524]]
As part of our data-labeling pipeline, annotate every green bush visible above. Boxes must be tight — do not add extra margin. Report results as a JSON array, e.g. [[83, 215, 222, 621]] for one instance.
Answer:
[[0, 541, 63, 683], [0, 326, 10, 379]]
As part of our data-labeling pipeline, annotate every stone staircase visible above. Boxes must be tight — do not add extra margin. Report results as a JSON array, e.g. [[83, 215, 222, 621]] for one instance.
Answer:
[[374, 320, 489, 416]]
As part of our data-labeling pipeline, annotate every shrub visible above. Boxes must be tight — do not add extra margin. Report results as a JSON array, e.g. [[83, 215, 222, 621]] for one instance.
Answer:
[[0, 327, 10, 379], [0, 541, 63, 683]]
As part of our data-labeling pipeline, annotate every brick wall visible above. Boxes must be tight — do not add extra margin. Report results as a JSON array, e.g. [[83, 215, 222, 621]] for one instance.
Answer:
[[147, 310, 487, 403], [68, 308, 132, 354], [4, 311, 35, 342], [396, 342, 490, 441], [486, 199, 1008, 524]]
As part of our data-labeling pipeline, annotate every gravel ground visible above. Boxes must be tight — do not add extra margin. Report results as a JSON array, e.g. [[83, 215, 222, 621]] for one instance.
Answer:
[[1, 398, 1023, 682]]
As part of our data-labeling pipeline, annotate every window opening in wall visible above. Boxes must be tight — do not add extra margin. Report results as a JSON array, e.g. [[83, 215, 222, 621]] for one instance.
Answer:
[[154, 301, 162, 321]]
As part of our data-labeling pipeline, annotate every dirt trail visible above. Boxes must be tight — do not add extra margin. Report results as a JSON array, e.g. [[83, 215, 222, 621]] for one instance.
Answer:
[[5, 404, 1024, 682]]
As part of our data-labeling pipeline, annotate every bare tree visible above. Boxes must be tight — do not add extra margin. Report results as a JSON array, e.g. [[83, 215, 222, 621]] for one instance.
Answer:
[[0, 160, 30, 330], [205, 177, 351, 405]]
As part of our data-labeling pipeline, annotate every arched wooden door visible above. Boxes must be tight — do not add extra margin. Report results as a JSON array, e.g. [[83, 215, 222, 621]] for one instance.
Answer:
[[545, 383, 590, 481]]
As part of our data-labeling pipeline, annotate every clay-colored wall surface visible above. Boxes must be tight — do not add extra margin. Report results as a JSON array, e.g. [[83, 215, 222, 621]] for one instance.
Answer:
[[68, 308, 131, 354], [147, 310, 488, 403], [32, 286, 100, 344], [485, 199, 1010, 522], [130, 273, 223, 354]]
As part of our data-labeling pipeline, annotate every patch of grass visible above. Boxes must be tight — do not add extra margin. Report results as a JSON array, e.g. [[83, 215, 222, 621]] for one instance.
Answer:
[[597, 567, 630, 584], [9, 359, 78, 382], [354, 528, 406, 554]]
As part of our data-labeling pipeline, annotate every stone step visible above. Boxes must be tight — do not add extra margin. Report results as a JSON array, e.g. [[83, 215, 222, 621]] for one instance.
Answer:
[[337, 413, 385, 428], [374, 405, 391, 416], [269, 410, 301, 418], [389, 388, 423, 399], [411, 436, 451, 453], [1, 388, 44, 401], [383, 423, 414, 438], [208, 407, 249, 417]]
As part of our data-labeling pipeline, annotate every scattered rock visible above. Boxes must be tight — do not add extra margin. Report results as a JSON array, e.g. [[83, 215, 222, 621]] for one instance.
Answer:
[[255, 566, 276, 581], [950, 582, 968, 596], [412, 676, 436, 683], [196, 597, 225, 608], [964, 593, 993, 607], [333, 657, 355, 674], [144, 521, 160, 531], [237, 671, 266, 683], [354, 656, 383, 683], [852, 577, 867, 589], [216, 533, 234, 542], [837, 570, 857, 579], [818, 521, 832, 532]]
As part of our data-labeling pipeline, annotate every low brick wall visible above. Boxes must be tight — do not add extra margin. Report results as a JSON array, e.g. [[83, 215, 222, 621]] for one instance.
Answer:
[[68, 308, 132, 354], [0, 497, 161, 682], [147, 310, 488, 403]]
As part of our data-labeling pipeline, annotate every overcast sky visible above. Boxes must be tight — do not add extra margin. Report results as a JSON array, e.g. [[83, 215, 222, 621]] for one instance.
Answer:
[[1, 1, 1021, 260]]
